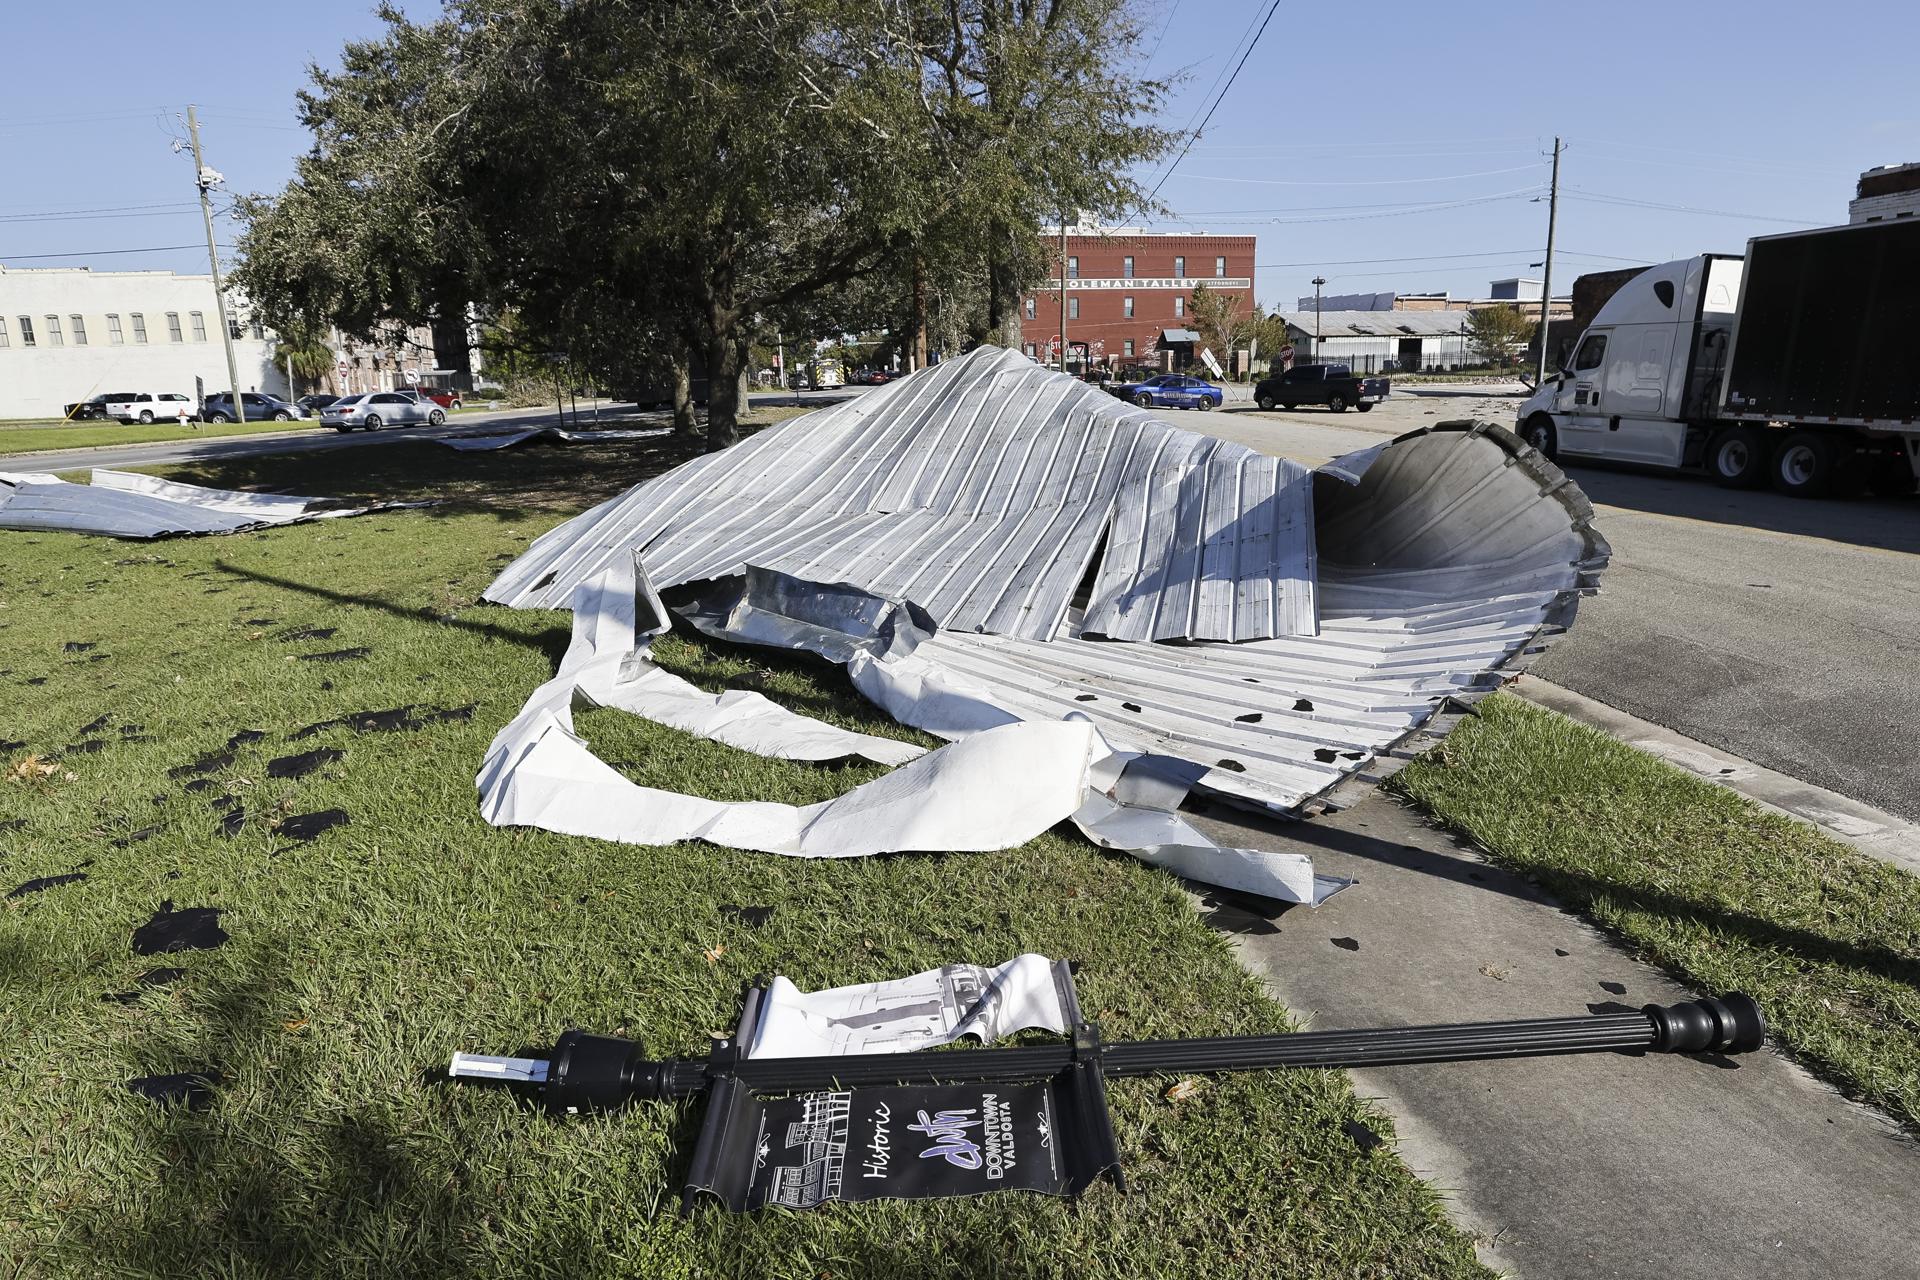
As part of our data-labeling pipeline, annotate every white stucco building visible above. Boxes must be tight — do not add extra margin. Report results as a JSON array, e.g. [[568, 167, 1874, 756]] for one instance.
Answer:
[[0, 266, 289, 418]]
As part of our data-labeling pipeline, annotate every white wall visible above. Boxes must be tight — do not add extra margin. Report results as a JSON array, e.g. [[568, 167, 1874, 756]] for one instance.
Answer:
[[0, 267, 288, 418]]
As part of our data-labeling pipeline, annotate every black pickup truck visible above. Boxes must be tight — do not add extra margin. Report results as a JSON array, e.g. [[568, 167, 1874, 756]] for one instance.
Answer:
[[1253, 363, 1389, 413]]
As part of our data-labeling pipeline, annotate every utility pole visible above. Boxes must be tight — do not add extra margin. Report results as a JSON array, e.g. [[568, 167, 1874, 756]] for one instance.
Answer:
[[1537, 137, 1562, 385], [1312, 276, 1326, 361], [1058, 212, 1069, 375], [186, 106, 246, 424]]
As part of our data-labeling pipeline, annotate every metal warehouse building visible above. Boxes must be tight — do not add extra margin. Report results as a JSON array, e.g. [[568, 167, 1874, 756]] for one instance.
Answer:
[[1273, 309, 1472, 373]]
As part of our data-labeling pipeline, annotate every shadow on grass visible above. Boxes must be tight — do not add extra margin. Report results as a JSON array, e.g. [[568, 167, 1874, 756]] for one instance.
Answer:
[[215, 561, 572, 666]]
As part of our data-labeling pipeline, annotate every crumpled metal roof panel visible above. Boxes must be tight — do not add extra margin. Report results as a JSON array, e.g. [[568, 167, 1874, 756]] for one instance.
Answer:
[[485, 346, 1316, 642]]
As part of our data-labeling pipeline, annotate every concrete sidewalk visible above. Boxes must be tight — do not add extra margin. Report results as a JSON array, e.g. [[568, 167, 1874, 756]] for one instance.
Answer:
[[1192, 793, 1920, 1279]]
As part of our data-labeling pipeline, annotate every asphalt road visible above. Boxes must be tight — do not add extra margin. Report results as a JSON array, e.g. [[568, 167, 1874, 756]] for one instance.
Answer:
[[1177, 388, 1920, 824], [12, 381, 1915, 823]]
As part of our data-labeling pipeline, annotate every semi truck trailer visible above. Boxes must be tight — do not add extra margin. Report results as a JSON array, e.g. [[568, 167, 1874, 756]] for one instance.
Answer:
[[1516, 217, 1920, 498]]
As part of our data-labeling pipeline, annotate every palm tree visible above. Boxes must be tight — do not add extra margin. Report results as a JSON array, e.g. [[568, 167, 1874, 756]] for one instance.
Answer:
[[277, 324, 338, 395]]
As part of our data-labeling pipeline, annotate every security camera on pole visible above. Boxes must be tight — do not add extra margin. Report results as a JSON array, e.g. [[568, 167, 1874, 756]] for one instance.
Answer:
[[186, 106, 247, 425]]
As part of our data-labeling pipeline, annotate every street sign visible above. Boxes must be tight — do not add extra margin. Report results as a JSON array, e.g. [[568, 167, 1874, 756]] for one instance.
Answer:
[[1199, 346, 1224, 378]]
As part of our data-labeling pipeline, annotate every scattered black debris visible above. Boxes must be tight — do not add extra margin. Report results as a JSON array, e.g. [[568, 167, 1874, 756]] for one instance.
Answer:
[[219, 808, 245, 838], [267, 748, 343, 779], [77, 714, 111, 736], [62, 641, 97, 653], [132, 901, 228, 955], [125, 1071, 221, 1109], [1553, 948, 1570, 957], [1073, 694, 1097, 703], [277, 809, 349, 842], [1312, 748, 1338, 763], [1599, 981, 1627, 996], [183, 778, 217, 794], [111, 826, 161, 849], [86, 653, 109, 663], [1340, 1118, 1386, 1155], [58, 739, 108, 756], [1587, 1001, 1636, 1016], [25, 677, 47, 686], [167, 751, 234, 779], [226, 729, 266, 750], [209, 794, 239, 812], [1215, 759, 1246, 772], [119, 724, 146, 737], [8, 871, 88, 899], [1120, 702, 1143, 713], [720, 904, 776, 927], [1234, 712, 1262, 724], [0, 739, 25, 752], [1330, 936, 1360, 952], [299, 647, 372, 663], [276, 626, 337, 643], [0, 818, 23, 833], [1292, 698, 1315, 711], [292, 705, 476, 739], [102, 968, 186, 1003], [320, 680, 334, 691], [243, 617, 277, 626]]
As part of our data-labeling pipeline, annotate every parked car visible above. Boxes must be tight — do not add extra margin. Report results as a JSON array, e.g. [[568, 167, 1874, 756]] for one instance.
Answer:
[[201, 392, 308, 423], [416, 388, 464, 409], [298, 394, 340, 413], [1108, 373, 1224, 411], [1253, 364, 1388, 413], [63, 391, 142, 421], [320, 391, 447, 432], [104, 392, 199, 424]]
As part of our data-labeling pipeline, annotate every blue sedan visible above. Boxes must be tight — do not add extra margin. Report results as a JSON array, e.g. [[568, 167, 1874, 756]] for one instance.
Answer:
[[1110, 373, 1223, 411]]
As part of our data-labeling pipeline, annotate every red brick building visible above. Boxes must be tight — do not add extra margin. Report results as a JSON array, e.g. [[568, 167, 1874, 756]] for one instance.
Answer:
[[1021, 225, 1255, 372]]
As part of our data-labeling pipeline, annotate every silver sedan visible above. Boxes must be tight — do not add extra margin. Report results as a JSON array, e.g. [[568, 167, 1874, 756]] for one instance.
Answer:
[[321, 391, 448, 432]]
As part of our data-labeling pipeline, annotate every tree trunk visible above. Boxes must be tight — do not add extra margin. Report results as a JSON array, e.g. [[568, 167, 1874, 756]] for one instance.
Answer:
[[706, 328, 747, 451], [911, 252, 929, 370], [670, 340, 697, 436]]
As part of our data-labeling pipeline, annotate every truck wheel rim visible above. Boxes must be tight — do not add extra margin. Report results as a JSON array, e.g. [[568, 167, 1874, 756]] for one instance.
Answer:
[[1719, 440, 1749, 474], [1529, 423, 1550, 449], [1781, 444, 1817, 485]]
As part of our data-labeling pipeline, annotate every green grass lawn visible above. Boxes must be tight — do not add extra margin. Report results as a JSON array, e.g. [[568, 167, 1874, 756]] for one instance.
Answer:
[[0, 440, 1487, 1277], [0, 415, 327, 456], [1396, 693, 1920, 1132]]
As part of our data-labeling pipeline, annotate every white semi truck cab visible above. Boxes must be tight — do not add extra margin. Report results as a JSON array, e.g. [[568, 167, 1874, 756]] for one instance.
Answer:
[[1518, 219, 1920, 498]]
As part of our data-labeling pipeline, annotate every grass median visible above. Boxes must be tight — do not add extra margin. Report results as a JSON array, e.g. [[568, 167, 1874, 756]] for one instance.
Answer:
[[0, 415, 330, 455], [0, 438, 1488, 1277], [1396, 692, 1920, 1132]]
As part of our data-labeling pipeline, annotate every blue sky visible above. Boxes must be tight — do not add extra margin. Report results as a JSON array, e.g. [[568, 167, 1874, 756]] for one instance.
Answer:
[[4, 0, 1915, 314]]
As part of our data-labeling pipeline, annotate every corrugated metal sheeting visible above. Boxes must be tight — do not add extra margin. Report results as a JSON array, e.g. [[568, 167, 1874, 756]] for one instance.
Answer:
[[485, 346, 1318, 642], [484, 347, 1608, 827], [0, 468, 424, 538]]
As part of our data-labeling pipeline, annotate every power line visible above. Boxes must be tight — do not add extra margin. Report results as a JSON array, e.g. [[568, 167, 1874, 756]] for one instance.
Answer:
[[1174, 186, 1545, 215], [1563, 189, 1823, 225], [1181, 162, 1543, 188], [1163, 189, 1541, 227], [0, 244, 232, 260], [0, 202, 199, 221], [1146, 0, 1283, 202]]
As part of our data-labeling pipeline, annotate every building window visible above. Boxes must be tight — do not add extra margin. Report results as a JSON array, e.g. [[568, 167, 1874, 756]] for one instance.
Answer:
[[1067, 297, 1079, 320], [1024, 298, 1036, 321], [107, 314, 123, 344], [249, 320, 265, 340], [229, 319, 243, 340], [1215, 256, 1226, 277], [166, 312, 183, 343], [1174, 296, 1185, 318], [1175, 255, 1185, 278], [1023, 342, 1036, 358], [131, 313, 147, 343], [70, 315, 87, 345], [1123, 339, 1135, 357], [1123, 255, 1134, 279], [1067, 256, 1079, 279], [45, 316, 63, 346], [0, 317, 8, 348], [19, 316, 36, 347], [190, 311, 207, 341], [1123, 295, 1134, 318]]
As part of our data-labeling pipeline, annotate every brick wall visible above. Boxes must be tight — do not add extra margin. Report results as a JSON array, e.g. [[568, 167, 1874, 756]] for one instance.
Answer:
[[1021, 233, 1254, 367]]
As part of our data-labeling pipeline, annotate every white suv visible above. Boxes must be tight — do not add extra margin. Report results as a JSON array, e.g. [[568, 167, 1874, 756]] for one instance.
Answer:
[[104, 392, 199, 424]]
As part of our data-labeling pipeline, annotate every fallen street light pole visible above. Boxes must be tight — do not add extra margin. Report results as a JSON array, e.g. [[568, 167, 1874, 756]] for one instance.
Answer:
[[448, 973, 1766, 1214]]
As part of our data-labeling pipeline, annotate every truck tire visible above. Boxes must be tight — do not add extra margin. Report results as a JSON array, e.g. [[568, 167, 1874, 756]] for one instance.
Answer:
[[1256, 394, 1275, 411], [1771, 430, 1841, 498], [1328, 394, 1348, 413], [1355, 402, 1375, 413], [1705, 426, 1769, 489], [1522, 413, 1559, 460], [138, 410, 155, 424]]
